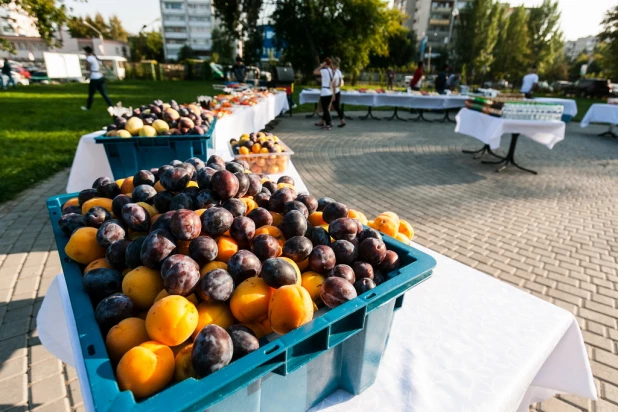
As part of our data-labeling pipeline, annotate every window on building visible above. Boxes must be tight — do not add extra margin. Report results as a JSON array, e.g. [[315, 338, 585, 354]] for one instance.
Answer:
[[166, 39, 187, 44], [189, 16, 210, 22], [165, 15, 185, 21], [165, 26, 187, 33], [455, 1, 468, 9], [164, 2, 183, 9], [191, 26, 209, 33], [188, 3, 209, 10]]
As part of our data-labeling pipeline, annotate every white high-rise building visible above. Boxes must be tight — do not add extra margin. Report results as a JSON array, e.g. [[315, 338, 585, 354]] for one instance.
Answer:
[[564, 36, 598, 60], [159, 0, 215, 61], [0, 2, 39, 37]]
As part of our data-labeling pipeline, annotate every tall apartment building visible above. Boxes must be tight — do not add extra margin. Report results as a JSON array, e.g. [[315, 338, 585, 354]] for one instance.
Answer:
[[159, 0, 215, 61], [0, 2, 39, 37], [564, 36, 598, 60]]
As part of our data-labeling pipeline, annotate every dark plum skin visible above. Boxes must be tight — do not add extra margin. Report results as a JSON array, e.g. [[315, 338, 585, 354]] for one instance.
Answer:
[[95, 293, 134, 335], [251, 234, 280, 261], [169, 159, 183, 167], [180, 162, 197, 180], [322, 202, 349, 223], [317, 197, 336, 212], [280, 210, 307, 239], [125, 236, 146, 269], [158, 164, 173, 178], [379, 250, 401, 274], [84, 206, 111, 229], [308, 245, 336, 273], [261, 258, 298, 289], [268, 188, 296, 213], [197, 167, 216, 190], [227, 325, 259, 361], [222, 198, 246, 218], [58, 213, 86, 236], [106, 239, 132, 270], [247, 207, 272, 228], [254, 193, 270, 209], [296, 194, 318, 215], [230, 217, 255, 244], [277, 176, 295, 186], [262, 180, 277, 195], [112, 194, 132, 217], [189, 236, 218, 266], [92, 177, 114, 190], [185, 157, 205, 172], [226, 162, 244, 174], [307, 227, 330, 247], [282, 236, 313, 263], [207, 154, 226, 169], [121, 203, 150, 232], [283, 201, 308, 219], [328, 264, 356, 284], [153, 191, 174, 214], [358, 228, 383, 243], [328, 218, 358, 242], [227, 250, 262, 285], [150, 210, 175, 233], [196, 190, 221, 210], [170, 209, 202, 240], [82, 268, 123, 304], [196, 269, 234, 302], [352, 261, 374, 280], [201, 207, 234, 237], [96, 220, 126, 248], [160, 167, 191, 192], [133, 170, 155, 186], [246, 174, 262, 196], [140, 230, 177, 269], [330, 240, 357, 265], [192, 324, 233, 378], [234, 173, 250, 198], [63, 205, 82, 215], [78, 188, 98, 206], [354, 278, 376, 295], [132, 185, 157, 204], [320, 277, 357, 308], [358, 238, 387, 266], [210, 170, 239, 200], [169, 193, 195, 211], [160, 254, 200, 296], [97, 182, 120, 199], [183, 186, 200, 200]]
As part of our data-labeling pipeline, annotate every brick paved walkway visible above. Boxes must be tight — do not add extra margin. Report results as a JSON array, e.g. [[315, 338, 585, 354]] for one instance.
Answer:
[[1, 115, 617, 411]]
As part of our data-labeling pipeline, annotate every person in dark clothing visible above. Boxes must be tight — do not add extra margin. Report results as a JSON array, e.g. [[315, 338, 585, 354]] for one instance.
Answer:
[[2, 60, 16, 89], [313, 57, 334, 130], [435, 65, 449, 94], [81, 46, 113, 114], [387, 68, 395, 90], [232, 56, 247, 83]]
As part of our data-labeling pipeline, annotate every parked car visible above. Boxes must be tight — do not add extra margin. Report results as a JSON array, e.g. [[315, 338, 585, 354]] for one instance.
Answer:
[[552, 81, 572, 92], [563, 79, 612, 98], [611, 84, 618, 97], [29, 70, 50, 84], [9, 60, 31, 79], [483, 79, 509, 89]]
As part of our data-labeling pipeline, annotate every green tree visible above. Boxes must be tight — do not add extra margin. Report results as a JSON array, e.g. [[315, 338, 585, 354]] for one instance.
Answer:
[[370, 27, 416, 68], [178, 45, 197, 62], [67, 14, 129, 42], [527, 0, 563, 74], [598, 4, 618, 79], [67, 16, 93, 38], [212, 0, 263, 65], [128, 30, 164, 62], [492, 6, 530, 83], [544, 52, 569, 81], [211, 27, 236, 65], [0, 0, 69, 51], [108, 15, 128, 42]]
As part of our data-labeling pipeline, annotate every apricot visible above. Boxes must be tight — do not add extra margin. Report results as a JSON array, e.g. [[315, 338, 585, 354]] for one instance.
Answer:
[[62, 197, 79, 211], [268, 285, 314, 335], [242, 318, 273, 338], [137, 202, 159, 219], [200, 261, 228, 277], [145, 295, 199, 346], [308, 212, 326, 227], [378, 212, 400, 227], [116, 341, 175, 399], [120, 177, 135, 194], [297, 258, 309, 272], [348, 209, 368, 225], [127, 231, 148, 240], [372, 215, 398, 238], [84, 257, 112, 274], [254, 225, 285, 246], [301, 271, 326, 302], [216, 236, 238, 263], [176, 240, 191, 256], [399, 220, 414, 240], [269, 211, 284, 227], [122, 267, 164, 309], [154, 289, 199, 306], [186, 181, 199, 188], [170, 340, 190, 357], [195, 208, 207, 217], [193, 301, 235, 339], [153, 181, 165, 192], [230, 277, 273, 323], [81, 198, 114, 215], [395, 232, 411, 245], [174, 344, 197, 382], [239, 198, 258, 214], [65, 227, 106, 265], [105, 317, 150, 363], [115, 178, 125, 188]]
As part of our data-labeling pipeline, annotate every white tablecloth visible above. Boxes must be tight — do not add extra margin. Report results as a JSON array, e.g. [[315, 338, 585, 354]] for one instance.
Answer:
[[66, 92, 290, 193], [455, 108, 566, 150], [533, 98, 578, 118], [298, 90, 468, 110], [38, 241, 596, 412], [580, 104, 618, 127]]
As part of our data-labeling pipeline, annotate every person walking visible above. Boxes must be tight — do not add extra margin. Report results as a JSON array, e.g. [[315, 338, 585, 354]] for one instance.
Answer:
[[331, 58, 346, 128], [520, 66, 539, 99], [2, 60, 17, 90], [81, 46, 114, 115], [435, 65, 449, 94], [387, 68, 395, 90], [410, 61, 424, 91], [232, 56, 247, 83], [313, 57, 334, 130]]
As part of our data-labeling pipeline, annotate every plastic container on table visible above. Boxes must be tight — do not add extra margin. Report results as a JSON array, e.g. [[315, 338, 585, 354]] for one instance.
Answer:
[[229, 140, 294, 175], [94, 118, 216, 180], [47, 192, 436, 412]]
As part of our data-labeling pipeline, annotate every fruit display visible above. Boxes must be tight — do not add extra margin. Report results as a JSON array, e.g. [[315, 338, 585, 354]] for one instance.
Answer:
[[228, 132, 294, 175], [103, 100, 216, 138], [55, 157, 416, 402]]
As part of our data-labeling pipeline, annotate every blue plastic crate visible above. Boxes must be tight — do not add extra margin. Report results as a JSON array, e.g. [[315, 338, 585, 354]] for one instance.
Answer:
[[561, 114, 573, 123], [47, 193, 436, 412], [94, 118, 216, 180]]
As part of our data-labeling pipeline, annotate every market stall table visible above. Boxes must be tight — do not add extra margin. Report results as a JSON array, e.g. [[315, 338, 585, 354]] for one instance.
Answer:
[[455, 108, 566, 175], [533, 97, 578, 122], [580, 103, 618, 138]]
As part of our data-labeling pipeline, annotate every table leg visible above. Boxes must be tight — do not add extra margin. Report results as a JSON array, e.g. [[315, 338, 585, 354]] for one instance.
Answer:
[[409, 110, 433, 122], [446, 110, 457, 123], [341, 104, 354, 121], [383, 107, 408, 121], [598, 125, 617, 138], [462, 144, 504, 160], [481, 134, 537, 175], [359, 107, 381, 120], [305, 103, 318, 118]]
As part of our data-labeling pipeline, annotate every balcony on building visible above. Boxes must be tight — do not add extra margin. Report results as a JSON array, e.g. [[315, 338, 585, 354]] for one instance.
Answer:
[[429, 18, 450, 26]]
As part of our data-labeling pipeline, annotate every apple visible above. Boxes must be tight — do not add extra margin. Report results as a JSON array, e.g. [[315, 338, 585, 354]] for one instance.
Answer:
[[152, 119, 170, 135], [139, 125, 157, 137], [117, 129, 132, 138], [125, 117, 144, 136]]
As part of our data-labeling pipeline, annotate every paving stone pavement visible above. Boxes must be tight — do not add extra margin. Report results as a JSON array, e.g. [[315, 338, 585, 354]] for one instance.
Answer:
[[0, 114, 617, 411]]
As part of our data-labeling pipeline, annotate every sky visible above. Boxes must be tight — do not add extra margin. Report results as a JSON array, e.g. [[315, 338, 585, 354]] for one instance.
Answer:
[[64, 0, 615, 41]]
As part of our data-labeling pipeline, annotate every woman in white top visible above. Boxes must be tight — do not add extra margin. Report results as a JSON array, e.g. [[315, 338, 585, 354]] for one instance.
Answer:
[[331, 57, 345, 128], [81, 46, 114, 115], [312, 57, 334, 130]]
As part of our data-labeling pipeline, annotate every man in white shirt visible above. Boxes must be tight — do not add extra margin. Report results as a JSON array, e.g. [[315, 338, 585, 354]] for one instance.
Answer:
[[520, 66, 539, 99], [81, 46, 114, 115]]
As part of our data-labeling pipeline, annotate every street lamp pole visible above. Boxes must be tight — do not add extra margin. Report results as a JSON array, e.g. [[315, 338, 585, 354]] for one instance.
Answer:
[[82, 21, 105, 55], [447, 8, 459, 46]]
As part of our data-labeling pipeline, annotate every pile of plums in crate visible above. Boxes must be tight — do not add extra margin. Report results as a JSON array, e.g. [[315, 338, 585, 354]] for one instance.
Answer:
[[57, 155, 414, 399]]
